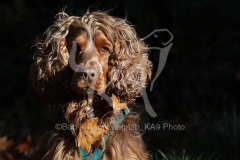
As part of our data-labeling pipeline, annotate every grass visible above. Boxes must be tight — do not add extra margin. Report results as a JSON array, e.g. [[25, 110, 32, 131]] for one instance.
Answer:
[[154, 150, 217, 160]]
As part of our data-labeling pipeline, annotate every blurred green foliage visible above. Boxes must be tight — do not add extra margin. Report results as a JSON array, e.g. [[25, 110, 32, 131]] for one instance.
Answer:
[[0, 0, 239, 159], [155, 150, 217, 160]]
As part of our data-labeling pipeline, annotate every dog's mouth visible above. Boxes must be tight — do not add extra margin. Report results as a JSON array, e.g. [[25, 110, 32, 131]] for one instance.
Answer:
[[72, 73, 107, 94], [76, 78, 100, 91]]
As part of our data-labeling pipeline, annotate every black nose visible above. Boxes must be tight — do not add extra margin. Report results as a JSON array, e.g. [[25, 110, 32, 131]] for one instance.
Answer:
[[80, 68, 98, 81]]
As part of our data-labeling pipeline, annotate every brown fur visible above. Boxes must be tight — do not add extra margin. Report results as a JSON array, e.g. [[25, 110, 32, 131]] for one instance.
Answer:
[[30, 10, 152, 160]]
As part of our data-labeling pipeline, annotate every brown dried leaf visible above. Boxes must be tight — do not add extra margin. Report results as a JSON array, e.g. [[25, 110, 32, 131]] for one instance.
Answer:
[[76, 118, 108, 154], [16, 135, 32, 156], [111, 94, 127, 114], [0, 136, 14, 152]]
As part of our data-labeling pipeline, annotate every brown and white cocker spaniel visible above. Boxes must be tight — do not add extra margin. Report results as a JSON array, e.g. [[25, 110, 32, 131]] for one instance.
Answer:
[[30, 10, 152, 160]]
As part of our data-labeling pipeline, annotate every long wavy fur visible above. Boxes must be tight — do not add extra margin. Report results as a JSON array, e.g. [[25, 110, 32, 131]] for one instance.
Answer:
[[30, 10, 152, 160]]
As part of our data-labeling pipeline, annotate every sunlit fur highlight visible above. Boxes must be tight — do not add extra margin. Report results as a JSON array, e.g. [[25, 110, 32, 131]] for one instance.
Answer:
[[30, 10, 152, 160]]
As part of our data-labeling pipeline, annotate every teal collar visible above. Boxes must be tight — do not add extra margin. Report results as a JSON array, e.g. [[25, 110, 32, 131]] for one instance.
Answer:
[[78, 107, 129, 160]]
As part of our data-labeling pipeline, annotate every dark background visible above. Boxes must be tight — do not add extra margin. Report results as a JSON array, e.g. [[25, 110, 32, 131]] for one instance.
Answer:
[[0, 0, 240, 159]]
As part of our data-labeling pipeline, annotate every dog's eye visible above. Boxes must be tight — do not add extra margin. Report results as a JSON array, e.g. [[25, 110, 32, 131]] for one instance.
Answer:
[[101, 46, 110, 54]]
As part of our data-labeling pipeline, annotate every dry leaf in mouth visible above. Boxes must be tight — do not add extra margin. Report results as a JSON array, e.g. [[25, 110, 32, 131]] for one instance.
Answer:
[[76, 118, 108, 154]]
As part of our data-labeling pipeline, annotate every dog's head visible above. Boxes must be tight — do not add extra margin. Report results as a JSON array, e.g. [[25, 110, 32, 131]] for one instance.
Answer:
[[67, 18, 113, 95], [30, 11, 152, 104]]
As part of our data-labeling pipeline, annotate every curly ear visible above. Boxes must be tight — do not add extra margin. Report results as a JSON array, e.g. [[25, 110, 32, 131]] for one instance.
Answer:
[[106, 19, 152, 103], [29, 12, 77, 102]]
